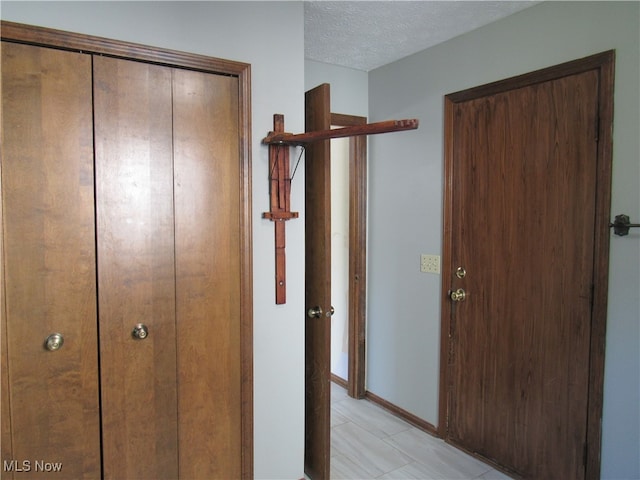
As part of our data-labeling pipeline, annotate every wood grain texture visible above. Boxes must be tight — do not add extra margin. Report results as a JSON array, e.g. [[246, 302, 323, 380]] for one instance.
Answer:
[[584, 51, 615, 480], [0, 20, 249, 77], [173, 69, 242, 479], [444, 64, 606, 479], [0, 43, 13, 480], [304, 83, 332, 479], [2, 21, 254, 479], [1, 42, 101, 478], [263, 119, 418, 145], [94, 56, 179, 480], [330, 113, 368, 400]]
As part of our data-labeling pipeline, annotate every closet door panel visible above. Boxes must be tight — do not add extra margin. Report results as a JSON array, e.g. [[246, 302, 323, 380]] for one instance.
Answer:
[[93, 56, 178, 480], [173, 69, 242, 478], [1, 42, 101, 478]]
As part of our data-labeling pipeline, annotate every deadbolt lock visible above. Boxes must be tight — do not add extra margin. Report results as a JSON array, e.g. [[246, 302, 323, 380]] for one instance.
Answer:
[[455, 267, 466, 279]]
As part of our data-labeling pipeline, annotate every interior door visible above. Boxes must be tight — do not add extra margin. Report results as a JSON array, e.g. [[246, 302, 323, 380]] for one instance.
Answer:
[[304, 83, 332, 479], [1, 42, 102, 478], [442, 55, 614, 479], [94, 56, 179, 480], [172, 66, 242, 480], [94, 56, 243, 479]]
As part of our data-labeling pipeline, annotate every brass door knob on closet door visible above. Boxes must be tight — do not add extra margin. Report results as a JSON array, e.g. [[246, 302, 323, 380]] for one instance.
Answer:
[[132, 323, 149, 340], [44, 333, 64, 351]]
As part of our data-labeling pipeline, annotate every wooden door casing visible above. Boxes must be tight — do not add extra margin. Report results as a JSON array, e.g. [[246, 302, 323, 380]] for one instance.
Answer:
[[1, 42, 102, 478], [330, 113, 368, 400], [441, 52, 615, 479]]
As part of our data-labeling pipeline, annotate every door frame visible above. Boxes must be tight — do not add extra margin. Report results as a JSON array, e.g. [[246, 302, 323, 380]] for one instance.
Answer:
[[439, 51, 615, 479], [0, 21, 254, 478], [330, 112, 367, 399], [304, 84, 333, 480]]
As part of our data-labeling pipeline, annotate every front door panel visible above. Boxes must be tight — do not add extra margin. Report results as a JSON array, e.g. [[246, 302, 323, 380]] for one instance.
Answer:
[[446, 69, 601, 479]]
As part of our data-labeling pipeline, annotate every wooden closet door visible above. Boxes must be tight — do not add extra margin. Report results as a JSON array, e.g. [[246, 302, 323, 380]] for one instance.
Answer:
[[94, 57, 243, 479], [173, 68, 242, 479], [93, 56, 179, 479], [1, 42, 101, 478]]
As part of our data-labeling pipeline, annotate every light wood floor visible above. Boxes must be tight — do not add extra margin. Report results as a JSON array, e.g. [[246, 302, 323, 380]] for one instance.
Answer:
[[330, 382, 513, 479]]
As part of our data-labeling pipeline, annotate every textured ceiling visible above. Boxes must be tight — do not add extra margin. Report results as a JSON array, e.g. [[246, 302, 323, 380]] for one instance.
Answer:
[[305, 1, 538, 71]]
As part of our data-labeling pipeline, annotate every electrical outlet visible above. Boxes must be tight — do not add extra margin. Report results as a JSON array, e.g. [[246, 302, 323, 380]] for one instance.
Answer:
[[420, 254, 441, 274]]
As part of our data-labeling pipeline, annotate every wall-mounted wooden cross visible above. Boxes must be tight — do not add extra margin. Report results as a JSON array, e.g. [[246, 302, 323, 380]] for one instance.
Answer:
[[263, 114, 299, 304], [263, 113, 419, 304]]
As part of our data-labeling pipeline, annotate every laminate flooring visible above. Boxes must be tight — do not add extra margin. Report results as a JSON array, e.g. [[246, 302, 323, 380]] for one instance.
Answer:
[[330, 382, 514, 479]]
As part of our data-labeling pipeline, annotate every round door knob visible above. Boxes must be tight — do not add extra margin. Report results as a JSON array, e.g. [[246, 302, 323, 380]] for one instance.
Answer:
[[132, 323, 149, 340], [44, 333, 64, 351], [326, 306, 335, 317], [307, 306, 323, 319], [450, 288, 466, 302]]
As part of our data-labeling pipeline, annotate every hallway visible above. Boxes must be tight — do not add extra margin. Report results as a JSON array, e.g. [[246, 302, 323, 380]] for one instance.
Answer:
[[330, 383, 513, 479]]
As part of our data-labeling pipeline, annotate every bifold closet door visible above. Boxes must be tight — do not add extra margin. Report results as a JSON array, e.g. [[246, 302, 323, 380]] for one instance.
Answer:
[[94, 56, 242, 479], [172, 67, 242, 479], [1, 42, 102, 478], [94, 56, 179, 480]]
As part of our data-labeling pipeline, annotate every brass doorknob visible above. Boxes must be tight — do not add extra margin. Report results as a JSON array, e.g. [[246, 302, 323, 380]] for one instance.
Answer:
[[450, 288, 466, 302], [132, 323, 149, 340], [307, 306, 323, 319], [44, 333, 64, 351]]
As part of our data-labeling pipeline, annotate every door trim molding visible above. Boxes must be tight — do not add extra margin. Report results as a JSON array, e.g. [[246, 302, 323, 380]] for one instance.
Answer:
[[1, 21, 254, 478], [331, 113, 367, 399], [439, 50, 615, 480]]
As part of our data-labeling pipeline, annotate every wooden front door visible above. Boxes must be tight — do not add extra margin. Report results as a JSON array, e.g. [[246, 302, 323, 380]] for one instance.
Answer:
[[304, 83, 332, 479], [441, 52, 614, 479], [1, 22, 252, 480]]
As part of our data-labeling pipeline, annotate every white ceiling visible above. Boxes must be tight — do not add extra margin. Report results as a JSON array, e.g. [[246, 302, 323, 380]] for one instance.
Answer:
[[305, 1, 539, 72]]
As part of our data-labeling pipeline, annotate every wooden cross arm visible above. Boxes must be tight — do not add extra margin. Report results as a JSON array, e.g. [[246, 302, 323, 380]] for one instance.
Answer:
[[262, 118, 419, 146], [263, 211, 299, 221]]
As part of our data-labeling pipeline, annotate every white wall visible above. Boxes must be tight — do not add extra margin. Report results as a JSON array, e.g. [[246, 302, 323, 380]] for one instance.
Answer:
[[330, 137, 350, 379], [0, 2, 306, 478], [367, 2, 639, 479], [305, 59, 368, 117]]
